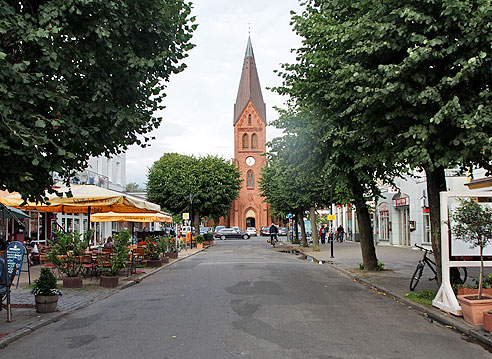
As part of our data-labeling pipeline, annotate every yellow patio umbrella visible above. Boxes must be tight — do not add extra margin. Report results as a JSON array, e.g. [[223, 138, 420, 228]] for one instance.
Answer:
[[90, 212, 172, 223], [0, 184, 160, 214]]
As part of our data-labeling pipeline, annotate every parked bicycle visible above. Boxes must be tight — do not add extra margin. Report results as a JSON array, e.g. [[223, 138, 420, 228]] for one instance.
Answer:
[[409, 244, 467, 291]]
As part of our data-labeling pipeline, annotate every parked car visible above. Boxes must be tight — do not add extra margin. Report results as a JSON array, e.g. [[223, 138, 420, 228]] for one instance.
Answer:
[[246, 227, 257, 236], [214, 228, 250, 240], [232, 227, 241, 233], [279, 227, 288, 236], [260, 226, 270, 236], [214, 226, 225, 236]]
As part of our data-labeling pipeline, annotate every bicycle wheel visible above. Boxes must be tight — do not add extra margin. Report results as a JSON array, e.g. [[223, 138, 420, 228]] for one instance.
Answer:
[[410, 263, 424, 291], [458, 267, 468, 284]]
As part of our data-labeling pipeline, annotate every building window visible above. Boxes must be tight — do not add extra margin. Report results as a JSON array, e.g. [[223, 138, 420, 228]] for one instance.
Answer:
[[242, 133, 249, 149], [423, 212, 431, 243], [247, 170, 254, 188], [251, 133, 258, 149], [248, 114, 252, 124]]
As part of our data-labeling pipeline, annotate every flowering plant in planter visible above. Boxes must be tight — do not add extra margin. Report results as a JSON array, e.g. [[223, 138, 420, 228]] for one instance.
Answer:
[[196, 235, 204, 244], [451, 198, 492, 299], [144, 236, 161, 260]]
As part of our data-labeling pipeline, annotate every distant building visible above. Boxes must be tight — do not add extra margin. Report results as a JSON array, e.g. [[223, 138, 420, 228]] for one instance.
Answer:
[[220, 36, 273, 232]]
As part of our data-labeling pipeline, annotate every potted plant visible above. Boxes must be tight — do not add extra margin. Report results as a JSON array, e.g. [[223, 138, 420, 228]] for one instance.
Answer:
[[166, 237, 179, 259], [144, 236, 161, 267], [456, 274, 492, 296], [451, 198, 492, 325], [99, 230, 130, 288], [196, 235, 204, 249], [32, 267, 62, 313], [484, 309, 492, 332], [158, 236, 169, 263], [47, 230, 91, 288]]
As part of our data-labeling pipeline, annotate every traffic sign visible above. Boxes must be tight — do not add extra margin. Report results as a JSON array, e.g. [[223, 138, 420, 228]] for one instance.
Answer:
[[328, 215, 336, 221], [286, 213, 293, 219], [182, 213, 189, 220]]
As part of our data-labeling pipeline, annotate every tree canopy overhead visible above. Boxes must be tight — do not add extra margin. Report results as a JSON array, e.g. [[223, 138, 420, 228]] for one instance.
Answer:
[[0, 0, 196, 201]]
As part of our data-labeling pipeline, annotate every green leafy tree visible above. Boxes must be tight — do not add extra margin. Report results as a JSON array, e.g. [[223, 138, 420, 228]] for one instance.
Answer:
[[0, 0, 196, 201], [126, 182, 142, 192], [47, 230, 91, 277], [147, 153, 241, 236], [451, 199, 492, 299], [279, 0, 492, 280]]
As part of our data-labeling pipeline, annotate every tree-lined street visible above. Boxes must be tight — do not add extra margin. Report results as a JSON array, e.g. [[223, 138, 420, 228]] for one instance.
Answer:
[[2, 239, 489, 358]]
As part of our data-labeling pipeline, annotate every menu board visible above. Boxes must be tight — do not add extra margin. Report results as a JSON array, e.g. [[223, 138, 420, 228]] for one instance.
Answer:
[[6, 241, 25, 277]]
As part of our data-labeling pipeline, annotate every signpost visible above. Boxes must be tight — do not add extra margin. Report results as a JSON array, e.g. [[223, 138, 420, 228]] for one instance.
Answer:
[[6, 241, 25, 288]]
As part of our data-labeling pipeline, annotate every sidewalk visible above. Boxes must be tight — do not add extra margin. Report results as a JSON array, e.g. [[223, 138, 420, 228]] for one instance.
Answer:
[[0, 246, 205, 348], [279, 240, 492, 348]]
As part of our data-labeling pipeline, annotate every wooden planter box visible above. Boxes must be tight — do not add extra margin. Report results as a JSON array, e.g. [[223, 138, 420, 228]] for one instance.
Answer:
[[100, 275, 119, 288], [35, 295, 58, 313], [63, 276, 83, 288], [146, 259, 162, 267], [167, 252, 178, 259], [161, 256, 170, 264]]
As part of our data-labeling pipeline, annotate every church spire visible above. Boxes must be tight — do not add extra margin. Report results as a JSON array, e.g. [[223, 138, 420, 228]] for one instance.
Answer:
[[234, 36, 266, 125]]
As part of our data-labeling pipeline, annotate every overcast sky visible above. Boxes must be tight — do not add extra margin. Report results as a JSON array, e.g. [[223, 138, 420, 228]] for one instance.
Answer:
[[126, 0, 303, 187]]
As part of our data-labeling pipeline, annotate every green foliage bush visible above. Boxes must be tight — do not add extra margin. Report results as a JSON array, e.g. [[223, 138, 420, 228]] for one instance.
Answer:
[[100, 230, 131, 277], [359, 261, 385, 271], [196, 235, 204, 244], [47, 230, 91, 277], [31, 268, 60, 296]]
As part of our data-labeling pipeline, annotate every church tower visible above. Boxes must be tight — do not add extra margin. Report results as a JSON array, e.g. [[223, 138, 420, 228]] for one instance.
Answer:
[[227, 36, 270, 232]]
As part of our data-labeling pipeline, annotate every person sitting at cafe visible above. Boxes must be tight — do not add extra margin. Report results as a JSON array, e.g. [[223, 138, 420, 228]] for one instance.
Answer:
[[103, 236, 113, 249]]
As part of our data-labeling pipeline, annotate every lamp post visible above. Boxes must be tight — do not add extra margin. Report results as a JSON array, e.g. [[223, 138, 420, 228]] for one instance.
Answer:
[[189, 193, 194, 249]]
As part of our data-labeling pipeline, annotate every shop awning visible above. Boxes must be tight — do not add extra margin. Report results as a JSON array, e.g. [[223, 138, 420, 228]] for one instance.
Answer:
[[0, 204, 30, 220], [0, 185, 160, 214], [90, 211, 172, 223]]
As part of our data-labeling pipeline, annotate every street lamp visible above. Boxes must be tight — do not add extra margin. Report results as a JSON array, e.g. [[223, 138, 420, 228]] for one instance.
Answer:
[[189, 193, 194, 249]]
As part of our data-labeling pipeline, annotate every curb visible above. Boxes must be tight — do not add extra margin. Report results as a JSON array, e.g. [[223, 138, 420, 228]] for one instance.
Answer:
[[285, 245, 492, 349], [0, 247, 207, 349]]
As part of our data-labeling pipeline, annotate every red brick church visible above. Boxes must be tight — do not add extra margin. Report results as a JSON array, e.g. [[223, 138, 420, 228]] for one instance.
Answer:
[[220, 36, 274, 231]]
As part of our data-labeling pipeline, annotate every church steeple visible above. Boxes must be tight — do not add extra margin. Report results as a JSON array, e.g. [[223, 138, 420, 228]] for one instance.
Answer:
[[234, 36, 266, 125]]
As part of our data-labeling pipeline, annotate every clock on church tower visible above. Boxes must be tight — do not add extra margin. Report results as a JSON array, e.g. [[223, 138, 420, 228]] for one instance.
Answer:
[[225, 35, 270, 232]]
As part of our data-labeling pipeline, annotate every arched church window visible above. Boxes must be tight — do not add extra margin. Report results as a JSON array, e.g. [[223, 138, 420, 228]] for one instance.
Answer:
[[248, 114, 252, 124], [251, 133, 258, 149], [247, 170, 254, 188], [242, 133, 249, 149]]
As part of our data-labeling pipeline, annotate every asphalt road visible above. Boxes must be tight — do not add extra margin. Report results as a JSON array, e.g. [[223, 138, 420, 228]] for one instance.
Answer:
[[1, 237, 490, 359]]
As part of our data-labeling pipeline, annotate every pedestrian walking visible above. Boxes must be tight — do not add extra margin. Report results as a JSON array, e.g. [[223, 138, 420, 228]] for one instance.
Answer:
[[269, 223, 278, 246], [337, 225, 345, 242], [319, 225, 326, 244]]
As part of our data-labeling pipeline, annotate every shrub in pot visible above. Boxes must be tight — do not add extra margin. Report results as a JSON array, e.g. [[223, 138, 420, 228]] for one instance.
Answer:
[[196, 235, 204, 249], [166, 237, 179, 259], [158, 236, 169, 263], [47, 230, 91, 288], [99, 230, 131, 288], [451, 198, 492, 325], [145, 236, 162, 267], [32, 267, 62, 313]]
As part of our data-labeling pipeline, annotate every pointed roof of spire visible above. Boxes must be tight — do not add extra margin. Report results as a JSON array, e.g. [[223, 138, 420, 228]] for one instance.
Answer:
[[234, 36, 266, 125]]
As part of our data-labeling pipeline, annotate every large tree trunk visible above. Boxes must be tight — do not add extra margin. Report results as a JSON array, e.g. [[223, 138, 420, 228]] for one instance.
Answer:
[[425, 166, 446, 285], [309, 206, 319, 251], [299, 212, 307, 246], [193, 210, 200, 244], [294, 213, 299, 242], [350, 176, 378, 271]]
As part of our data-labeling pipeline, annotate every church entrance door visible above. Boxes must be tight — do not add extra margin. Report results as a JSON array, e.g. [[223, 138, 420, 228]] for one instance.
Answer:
[[246, 217, 255, 228]]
